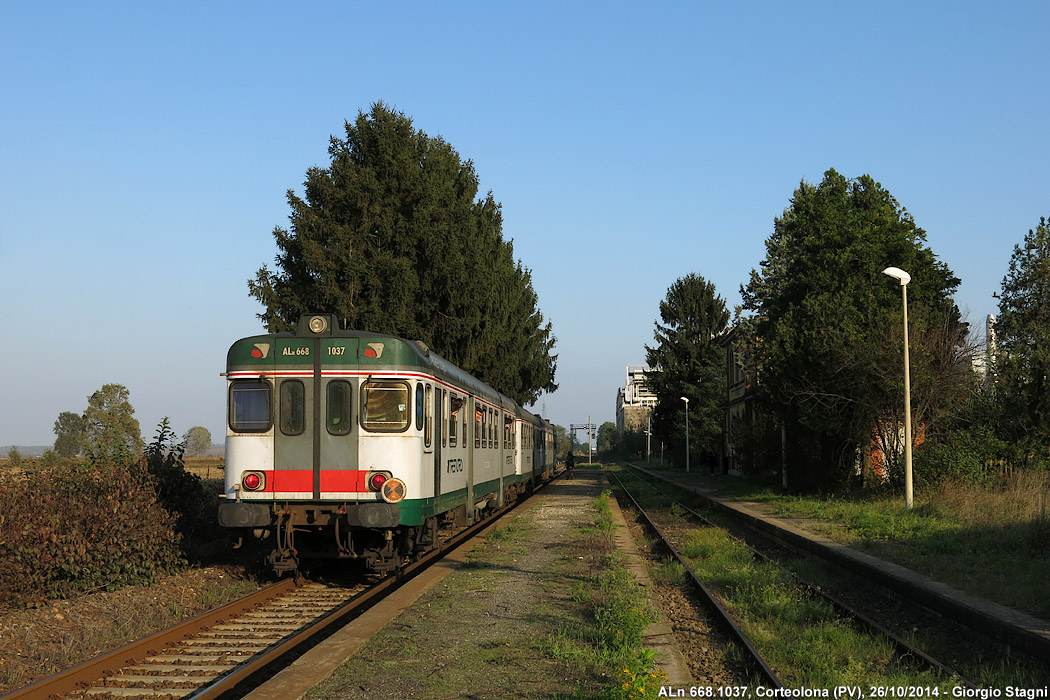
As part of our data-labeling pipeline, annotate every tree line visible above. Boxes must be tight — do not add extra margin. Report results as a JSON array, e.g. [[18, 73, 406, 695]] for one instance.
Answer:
[[642, 169, 1050, 490], [48, 383, 212, 463]]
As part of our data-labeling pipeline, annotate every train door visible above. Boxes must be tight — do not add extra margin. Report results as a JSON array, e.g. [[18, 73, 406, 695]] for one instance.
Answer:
[[433, 387, 442, 504], [318, 337, 359, 497], [467, 396, 478, 523], [273, 336, 314, 498], [273, 336, 359, 500]]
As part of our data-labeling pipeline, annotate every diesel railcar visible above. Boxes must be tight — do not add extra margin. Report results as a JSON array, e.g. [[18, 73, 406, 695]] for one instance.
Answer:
[[217, 313, 555, 574]]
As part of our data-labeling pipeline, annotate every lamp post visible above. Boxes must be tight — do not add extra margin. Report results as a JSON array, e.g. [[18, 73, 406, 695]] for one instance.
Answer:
[[680, 396, 690, 473], [882, 266, 913, 510]]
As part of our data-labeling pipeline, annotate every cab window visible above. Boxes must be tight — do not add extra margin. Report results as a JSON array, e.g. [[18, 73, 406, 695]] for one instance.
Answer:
[[327, 381, 352, 436], [230, 380, 272, 433], [362, 380, 410, 432], [279, 380, 305, 436]]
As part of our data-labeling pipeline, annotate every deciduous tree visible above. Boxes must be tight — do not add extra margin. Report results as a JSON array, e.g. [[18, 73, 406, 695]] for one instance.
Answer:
[[83, 383, 142, 463], [740, 169, 969, 488], [53, 411, 86, 458], [183, 426, 212, 459]]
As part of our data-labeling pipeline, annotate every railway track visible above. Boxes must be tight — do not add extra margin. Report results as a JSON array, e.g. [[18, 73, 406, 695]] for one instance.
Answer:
[[625, 464, 1050, 685], [610, 470, 783, 688], [2, 476, 555, 700], [611, 467, 981, 688]]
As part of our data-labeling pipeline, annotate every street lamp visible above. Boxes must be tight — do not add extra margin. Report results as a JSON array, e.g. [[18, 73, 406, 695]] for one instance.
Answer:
[[882, 266, 913, 510], [680, 396, 690, 473]]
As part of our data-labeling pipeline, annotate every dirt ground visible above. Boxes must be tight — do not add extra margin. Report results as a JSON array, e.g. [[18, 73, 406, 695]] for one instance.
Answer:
[[307, 475, 616, 699], [0, 566, 260, 694]]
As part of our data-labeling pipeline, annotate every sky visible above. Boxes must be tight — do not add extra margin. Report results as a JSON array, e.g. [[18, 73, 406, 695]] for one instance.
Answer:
[[3, 1, 1049, 447]]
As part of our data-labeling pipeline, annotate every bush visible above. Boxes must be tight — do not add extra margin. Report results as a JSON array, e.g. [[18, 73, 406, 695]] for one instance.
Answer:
[[143, 418, 209, 540], [912, 427, 1009, 489], [0, 458, 183, 605]]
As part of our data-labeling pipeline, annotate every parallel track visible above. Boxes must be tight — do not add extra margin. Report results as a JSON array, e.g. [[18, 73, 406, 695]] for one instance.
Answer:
[[610, 471, 784, 688], [628, 464, 1050, 676], [612, 467, 978, 688]]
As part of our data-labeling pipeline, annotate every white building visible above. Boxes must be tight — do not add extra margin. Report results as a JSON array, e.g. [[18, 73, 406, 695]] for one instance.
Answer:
[[616, 365, 657, 434]]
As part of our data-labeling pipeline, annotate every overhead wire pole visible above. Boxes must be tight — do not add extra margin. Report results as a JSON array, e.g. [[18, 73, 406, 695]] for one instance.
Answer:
[[570, 421, 597, 464]]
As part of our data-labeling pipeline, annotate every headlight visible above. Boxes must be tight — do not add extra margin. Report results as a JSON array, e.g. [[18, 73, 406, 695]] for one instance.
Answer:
[[308, 315, 329, 334]]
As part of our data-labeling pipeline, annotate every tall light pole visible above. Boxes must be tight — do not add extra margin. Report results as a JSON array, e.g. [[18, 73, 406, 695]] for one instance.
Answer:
[[882, 266, 913, 510], [646, 412, 652, 464], [680, 396, 690, 473]]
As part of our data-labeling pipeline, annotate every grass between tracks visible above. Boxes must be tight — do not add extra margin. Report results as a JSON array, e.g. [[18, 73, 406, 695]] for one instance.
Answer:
[[621, 467, 1050, 688], [619, 472, 975, 688]]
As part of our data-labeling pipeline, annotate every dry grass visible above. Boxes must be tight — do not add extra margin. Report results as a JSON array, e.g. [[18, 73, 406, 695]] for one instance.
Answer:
[[184, 457, 224, 481], [930, 469, 1050, 525]]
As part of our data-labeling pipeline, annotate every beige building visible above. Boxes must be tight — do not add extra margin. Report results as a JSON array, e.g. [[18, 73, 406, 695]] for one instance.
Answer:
[[616, 365, 657, 434]]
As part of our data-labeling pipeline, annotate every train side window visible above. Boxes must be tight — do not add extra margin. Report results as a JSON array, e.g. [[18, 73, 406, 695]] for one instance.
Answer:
[[279, 380, 305, 436], [440, 389, 446, 448], [449, 394, 463, 447], [361, 380, 410, 432], [415, 383, 425, 431], [424, 384, 433, 448], [484, 407, 490, 448], [230, 380, 272, 433], [327, 381, 352, 436], [474, 403, 481, 448]]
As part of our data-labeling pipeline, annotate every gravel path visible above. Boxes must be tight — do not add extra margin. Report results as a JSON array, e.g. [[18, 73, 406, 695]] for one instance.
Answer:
[[308, 472, 618, 700]]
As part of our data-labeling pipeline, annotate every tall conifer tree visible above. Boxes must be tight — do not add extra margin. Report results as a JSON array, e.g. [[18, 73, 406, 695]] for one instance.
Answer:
[[249, 103, 557, 405], [993, 216, 1050, 452], [645, 273, 729, 465]]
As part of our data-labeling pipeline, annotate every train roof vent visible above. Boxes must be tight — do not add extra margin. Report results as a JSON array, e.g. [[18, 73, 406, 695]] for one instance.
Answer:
[[297, 314, 339, 336]]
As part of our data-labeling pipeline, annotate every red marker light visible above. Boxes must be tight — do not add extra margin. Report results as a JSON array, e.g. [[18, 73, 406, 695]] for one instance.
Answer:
[[242, 472, 263, 490], [368, 472, 388, 492]]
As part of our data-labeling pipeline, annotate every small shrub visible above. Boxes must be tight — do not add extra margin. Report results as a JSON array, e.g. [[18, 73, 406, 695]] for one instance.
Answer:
[[142, 418, 209, 540], [603, 665, 669, 700]]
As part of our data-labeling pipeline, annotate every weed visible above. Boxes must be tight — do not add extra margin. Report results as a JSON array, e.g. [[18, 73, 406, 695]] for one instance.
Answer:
[[593, 490, 616, 537]]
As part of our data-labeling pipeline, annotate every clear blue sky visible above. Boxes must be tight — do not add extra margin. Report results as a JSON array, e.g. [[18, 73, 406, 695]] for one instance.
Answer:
[[2, 1, 1047, 447]]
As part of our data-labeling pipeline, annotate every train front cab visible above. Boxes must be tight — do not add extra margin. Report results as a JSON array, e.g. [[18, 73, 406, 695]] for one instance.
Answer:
[[220, 315, 431, 573]]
